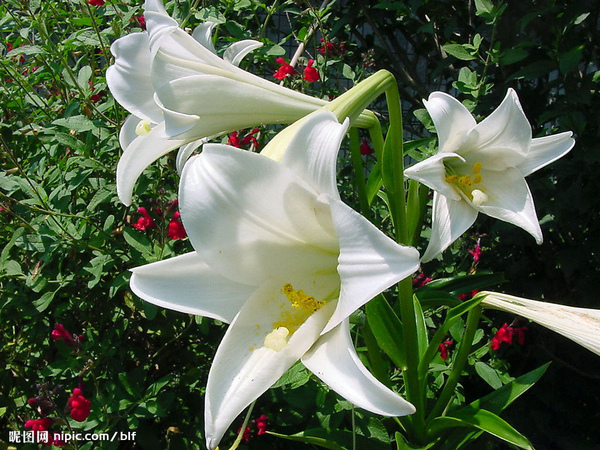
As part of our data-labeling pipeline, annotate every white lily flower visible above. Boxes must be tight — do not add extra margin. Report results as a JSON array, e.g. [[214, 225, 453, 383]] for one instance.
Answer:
[[129, 111, 420, 449], [404, 89, 575, 262], [479, 291, 600, 356], [107, 0, 340, 205]]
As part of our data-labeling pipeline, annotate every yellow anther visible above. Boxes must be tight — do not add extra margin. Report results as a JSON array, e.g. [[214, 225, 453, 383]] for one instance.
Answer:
[[458, 175, 473, 187], [472, 162, 482, 174], [282, 283, 325, 312], [263, 327, 289, 352], [135, 120, 152, 136], [445, 175, 458, 183], [473, 174, 482, 184]]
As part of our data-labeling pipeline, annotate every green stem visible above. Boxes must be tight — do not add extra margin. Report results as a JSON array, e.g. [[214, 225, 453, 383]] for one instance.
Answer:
[[227, 401, 256, 450], [348, 128, 371, 218], [427, 306, 482, 423]]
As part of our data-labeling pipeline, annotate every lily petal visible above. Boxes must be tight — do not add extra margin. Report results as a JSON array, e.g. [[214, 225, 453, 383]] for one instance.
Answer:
[[179, 146, 339, 286], [176, 138, 206, 174], [324, 198, 421, 333], [106, 32, 163, 124], [205, 279, 337, 450], [404, 152, 464, 202], [302, 319, 416, 416], [279, 111, 349, 200], [518, 131, 575, 176], [473, 167, 542, 244], [118, 114, 144, 150], [223, 40, 264, 66], [191, 22, 217, 54], [480, 291, 600, 356], [130, 252, 256, 323], [462, 89, 531, 169], [155, 74, 321, 138], [117, 122, 187, 206], [424, 92, 476, 153], [422, 192, 478, 262]]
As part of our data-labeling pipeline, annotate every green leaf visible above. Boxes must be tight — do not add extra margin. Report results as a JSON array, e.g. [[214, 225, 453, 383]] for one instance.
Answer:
[[52, 115, 96, 132], [428, 409, 533, 449], [443, 44, 476, 61], [421, 273, 505, 296], [470, 362, 550, 413], [474, 0, 494, 16], [145, 374, 173, 397], [123, 227, 153, 258], [559, 45, 584, 74], [269, 428, 389, 450], [474, 361, 502, 389], [366, 295, 405, 368]]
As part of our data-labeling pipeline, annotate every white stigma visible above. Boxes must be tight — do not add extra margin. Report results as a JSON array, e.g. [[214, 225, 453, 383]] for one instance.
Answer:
[[471, 189, 488, 206], [135, 120, 152, 136], [263, 327, 289, 352]]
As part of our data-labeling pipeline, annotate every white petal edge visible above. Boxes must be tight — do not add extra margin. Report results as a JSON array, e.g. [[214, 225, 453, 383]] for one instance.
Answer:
[[106, 32, 164, 124], [459, 89, 530, 170], [422, 192, 478, 262], [224, 40, 264, 67], [517, 131, 575, 177], [117, 122, 188, 206], [424, 92, 476, 153], [324, 198, 420, 333], [118, 114, 143, 151], [191, 22, 217, 55], [479, 291, 600, 356], [473, 167, 543, 244], [130, 251, 256, 323], [302, 319, 416, 416], [176, 138, 206, 174], [205, 280, 337, 450]]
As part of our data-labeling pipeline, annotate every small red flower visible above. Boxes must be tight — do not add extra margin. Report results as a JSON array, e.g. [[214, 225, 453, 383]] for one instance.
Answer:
[[51, 324, 81, 348], [319, 39, 336, 55], [255, 414, 268, 435], [457, 289, 479, 301], [491, 323, 527, 350], [24, 418, 53, 432], [88, 0, 105, 6], [360, 138, 374, 156], [273, 57, 295, 80], [303, 59, 320, 82], [136, 15, 146, 30], [468, 240, 482, 263], [237, 426, 252, 442], [132, 206, 155, 231], [438, 340, 453, 361], [227, 129, 260, 149], [167, 211, 187, 240], [68, 388, 91, 422], [413, 273, 432, 288]]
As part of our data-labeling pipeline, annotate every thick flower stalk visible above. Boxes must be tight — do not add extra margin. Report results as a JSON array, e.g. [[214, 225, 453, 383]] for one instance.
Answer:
[[479, 291, 600, 356], [404, 89, 574, 261], [107, 0, 373, 205], [129, 110, 420, 449]]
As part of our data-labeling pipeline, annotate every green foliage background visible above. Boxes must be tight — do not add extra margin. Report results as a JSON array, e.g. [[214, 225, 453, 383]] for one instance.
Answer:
[[1, 0, 598, 448]]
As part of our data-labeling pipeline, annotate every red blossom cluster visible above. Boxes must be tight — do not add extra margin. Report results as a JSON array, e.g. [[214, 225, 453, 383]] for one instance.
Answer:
[[68, 388, 91, 422], [491, 323, 527, 350], [227, 128, 260, 149], [318, 38, 346, 57], [413, 272, 432, 288], [238, 414, 269, 442], [273, 57, 296, 80], [88, 0, 105, 6], [132, 206, 155, 231], [273, 57, 320, 83], [131, 200, 187, 240]]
